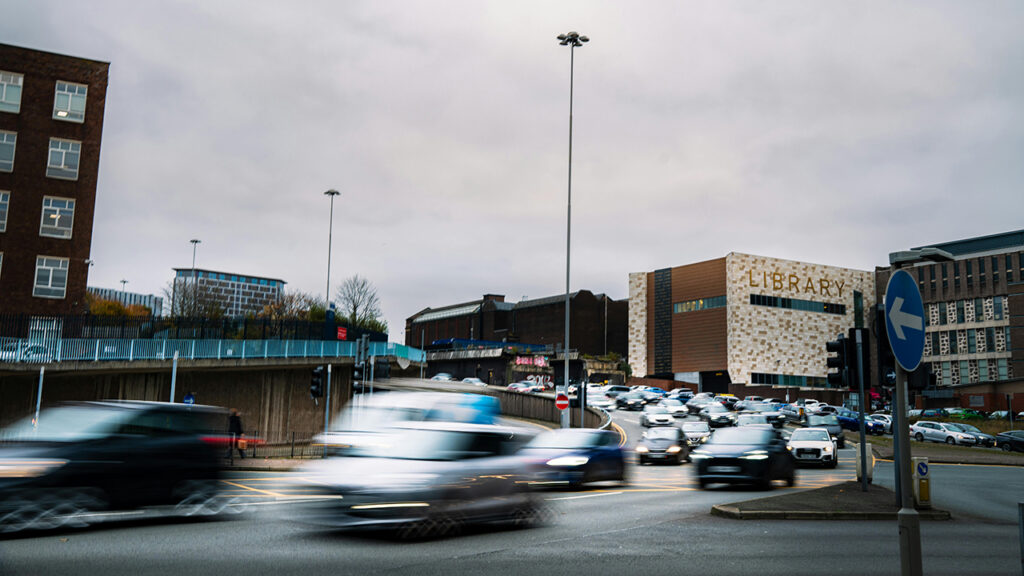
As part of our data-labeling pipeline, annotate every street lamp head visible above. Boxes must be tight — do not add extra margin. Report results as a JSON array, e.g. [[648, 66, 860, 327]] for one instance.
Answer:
[[558, 31, 589, 47], [190, 239, 201, 245], [324, 189, 340, 197]]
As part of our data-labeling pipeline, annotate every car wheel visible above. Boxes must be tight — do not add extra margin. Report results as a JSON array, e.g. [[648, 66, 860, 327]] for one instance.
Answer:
[[757, 478, 772, 491], [1001, 443, 1011, 452], [945, 437, 954, 445], [174, 479, 228, 516], [828, 459, 838, 469], [838, 438, 845, 449], [786, 474, 795, 487], [914, 433, 924, 442], [697, 478, 707, 489]]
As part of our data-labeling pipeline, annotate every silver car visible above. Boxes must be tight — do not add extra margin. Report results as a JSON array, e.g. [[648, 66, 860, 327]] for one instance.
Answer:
[[640, 404, 675, 427], [910, 420, 976, 446], [294, 421, 544, 538]]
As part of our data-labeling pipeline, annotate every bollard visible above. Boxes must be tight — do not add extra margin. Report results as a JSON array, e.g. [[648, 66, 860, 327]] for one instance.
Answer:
[[856, 442, 874, 484], [912, 456, 930, 510]]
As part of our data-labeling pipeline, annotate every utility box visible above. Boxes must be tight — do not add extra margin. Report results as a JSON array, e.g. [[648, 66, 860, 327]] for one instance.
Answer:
[[855, 443, 874, 483], [912, 456, 931, 509]]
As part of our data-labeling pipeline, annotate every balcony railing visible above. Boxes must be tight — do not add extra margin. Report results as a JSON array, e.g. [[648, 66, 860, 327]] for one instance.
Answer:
[[0, 337, 426, 364]]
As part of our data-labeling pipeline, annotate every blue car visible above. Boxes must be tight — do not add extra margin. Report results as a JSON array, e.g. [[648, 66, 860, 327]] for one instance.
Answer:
[[518, 429, 625, 488], [837, 409, 885, 435]]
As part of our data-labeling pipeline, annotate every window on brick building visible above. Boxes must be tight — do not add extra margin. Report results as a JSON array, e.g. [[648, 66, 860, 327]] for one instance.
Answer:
[[0, 71, 22, 114], [53, 81, 87, 122], [33, 256, 69, 299], [0, 190, 8, 232], [39, 196, 75, 239], [46, 138, 81, 180], [0, 130, 15, 172]]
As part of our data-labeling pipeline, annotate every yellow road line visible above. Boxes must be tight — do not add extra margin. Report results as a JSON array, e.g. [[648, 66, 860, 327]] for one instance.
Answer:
[[874, 458, 1023, 468], [219, 479, 288, 497], [610, 422, 628, 447]]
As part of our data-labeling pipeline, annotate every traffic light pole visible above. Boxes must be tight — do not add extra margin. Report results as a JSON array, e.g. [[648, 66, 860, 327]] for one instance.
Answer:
[[324, 364, 332, 436], [854, 330, 868, 493]]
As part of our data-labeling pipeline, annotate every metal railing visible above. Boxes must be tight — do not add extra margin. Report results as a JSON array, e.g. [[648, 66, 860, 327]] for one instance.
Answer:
[[0, 337, 426, 364]]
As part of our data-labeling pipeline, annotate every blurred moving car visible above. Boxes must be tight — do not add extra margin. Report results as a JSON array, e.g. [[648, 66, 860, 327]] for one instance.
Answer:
[[659, 398, 689, 418], [640, 404, 675, 427], [692, 427, 795, 489], [668, 388, 694, 401], [0, 401, 230, 534], [699, 403, 737, 428], [804, 414, 845, 448], [461, 377, 487, 386], [507, 382, 534, 394], [910, 420, 977, 446], [616, 392, 647, 411], [681, 421, 712, 447], [868, 413, 893, 434], [518, 429, 625, 488], [995, 430, 1024, 452], [685, 396, 713, 415], [735, 413, 770, 427], [742, 402, 786, 428], [586, 394, 617, 411], [787, 427, 838, 468], [296, 421, 543, 537], [0, 342, 52, 363], [636, 427, 688, 465], [947, 423, 995, 447], [600, 385, 632, 398], [430, 373, 455, 381]]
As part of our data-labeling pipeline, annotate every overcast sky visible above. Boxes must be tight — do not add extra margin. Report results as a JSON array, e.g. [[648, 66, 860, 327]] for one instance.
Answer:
[[3, 1, 1022, 340]]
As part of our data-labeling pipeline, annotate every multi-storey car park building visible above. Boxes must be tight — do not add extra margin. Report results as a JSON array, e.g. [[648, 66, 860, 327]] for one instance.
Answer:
[[0, 44, 109, 326], [629, 253, 875, 394], [874, 229, 1024, 412], [171, 268, 285, 317]]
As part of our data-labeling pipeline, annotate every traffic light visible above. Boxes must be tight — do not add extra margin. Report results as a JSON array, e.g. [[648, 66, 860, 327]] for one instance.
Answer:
[[352, 364, 363, 394], [826, 334, 848, 388], [846, 327, 870, 390], [310, 366, 324, 398], [908, 364, 936, 391]]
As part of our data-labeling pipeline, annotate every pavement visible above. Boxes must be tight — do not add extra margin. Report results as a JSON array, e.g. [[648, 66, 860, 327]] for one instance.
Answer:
[[711, 481, 952, 520]]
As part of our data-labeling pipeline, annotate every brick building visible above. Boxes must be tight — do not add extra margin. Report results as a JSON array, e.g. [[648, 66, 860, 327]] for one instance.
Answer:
[[405, 291, 627, 358], [0, 44, 109, 326]]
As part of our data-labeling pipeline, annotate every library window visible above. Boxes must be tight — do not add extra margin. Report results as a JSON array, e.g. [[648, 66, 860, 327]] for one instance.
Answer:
[[0, 190, 7, 232], [0, 130, 15, 172], [39, 196, 75, 239], [53, 81, 87, 122], [0, 71, 23, 113], [46, 138, 81, 180], [33, 256, 69, 299]]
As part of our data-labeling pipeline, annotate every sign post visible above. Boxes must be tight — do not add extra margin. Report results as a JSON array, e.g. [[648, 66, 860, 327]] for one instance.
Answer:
[[885, 269, 925, 576]]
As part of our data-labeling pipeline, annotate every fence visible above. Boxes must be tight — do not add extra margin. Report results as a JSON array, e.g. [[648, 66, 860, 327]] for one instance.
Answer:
[[0, 337, 426, 364]]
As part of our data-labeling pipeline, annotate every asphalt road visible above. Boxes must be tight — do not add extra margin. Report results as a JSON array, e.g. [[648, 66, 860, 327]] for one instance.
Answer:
[[1, 409, 1021, 576]]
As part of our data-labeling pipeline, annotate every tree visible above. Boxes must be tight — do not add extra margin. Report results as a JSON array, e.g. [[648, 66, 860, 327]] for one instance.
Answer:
[[335, 275, 387, 332], [257, 290, 324, 321], [162, 279, 226, 318]]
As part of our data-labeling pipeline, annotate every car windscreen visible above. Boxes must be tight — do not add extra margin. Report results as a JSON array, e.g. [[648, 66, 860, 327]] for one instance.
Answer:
[[790, 429, 830, 442], [737, 415, 767, 424], [661, 399, 682, 406], [807, 415, 839, 426], [3, 406, 134, 442], [708, 427, 771, 445], [682, 423, 710, 432], [645, 427, 680, 440], [350, 428, 509, 460], [954, 424, 981, 433], [705, 403, 728, 413], [525, 429, 601, 449], [645, 406, 668, 414]]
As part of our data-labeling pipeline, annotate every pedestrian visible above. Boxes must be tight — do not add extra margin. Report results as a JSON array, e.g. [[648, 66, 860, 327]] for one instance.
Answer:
[[228, 408, 246, 459]]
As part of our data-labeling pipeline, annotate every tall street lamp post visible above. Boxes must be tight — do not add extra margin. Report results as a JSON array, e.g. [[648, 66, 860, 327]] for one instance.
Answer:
[[190, 238, 201, 316], [324, 189, 340, 308], [557, 30, 588, 428]]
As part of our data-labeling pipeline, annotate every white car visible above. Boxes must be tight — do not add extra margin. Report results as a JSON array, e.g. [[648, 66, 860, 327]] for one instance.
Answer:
[[640, 405, 675, 427], [586, 394, 617, 410], [461, 377, 487, 386], [0, 342, 52, 363], [658, 398, 689, 418], [868, 413, 893, 434], [910, 420, 977, 446], [787, 427, 838, 468]]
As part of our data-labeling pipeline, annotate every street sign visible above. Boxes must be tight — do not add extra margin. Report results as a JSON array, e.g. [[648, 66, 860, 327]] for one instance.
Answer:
[[183, 392, 195, 405], [337, 327, 347, 340], [916, 461, 928, 477], [884, 269, 925, 372], [555, 393, 569, 411]]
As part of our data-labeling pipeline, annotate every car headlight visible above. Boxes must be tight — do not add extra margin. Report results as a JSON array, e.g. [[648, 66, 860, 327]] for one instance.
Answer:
[[822, 445, 832, 453], [741, 450, 769, 460], [667, 445, 682, 454], [636, 445, 649, 453], [786, 445, 793, 451], [0, 459, 67, 478], [547, 456, 589, 467], [690, 450, 711, 460], [700, 436, 708, 443]]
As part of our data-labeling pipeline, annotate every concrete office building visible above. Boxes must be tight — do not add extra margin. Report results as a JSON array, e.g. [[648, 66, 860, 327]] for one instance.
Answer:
[[87, 286, 164, 317], [0, 44, 109, 323], [171, 268, 285, 317], [629, 253, 875, 394]]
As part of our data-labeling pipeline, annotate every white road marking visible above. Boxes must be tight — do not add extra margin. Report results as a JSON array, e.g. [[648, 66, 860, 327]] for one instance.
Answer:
[[547, 491, 623, 501]]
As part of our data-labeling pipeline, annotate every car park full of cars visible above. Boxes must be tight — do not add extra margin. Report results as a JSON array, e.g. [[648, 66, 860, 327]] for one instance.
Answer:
[[636, 427, 689, 465], [692, 427, 795, 490], [787, 427, 838, 468]]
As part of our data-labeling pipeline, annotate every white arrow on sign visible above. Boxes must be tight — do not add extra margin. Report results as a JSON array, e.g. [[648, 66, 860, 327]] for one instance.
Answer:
[[889, 297, 923, 340]]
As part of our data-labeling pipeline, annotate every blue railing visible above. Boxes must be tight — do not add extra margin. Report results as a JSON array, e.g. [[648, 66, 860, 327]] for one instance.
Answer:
[[0, 338, 426, 364]]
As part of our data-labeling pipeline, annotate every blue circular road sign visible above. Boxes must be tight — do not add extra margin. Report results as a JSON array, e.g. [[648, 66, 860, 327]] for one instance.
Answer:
[[916, 461, 928, 477], [884, 269, 926, 372], [183, 393, 195, 405]]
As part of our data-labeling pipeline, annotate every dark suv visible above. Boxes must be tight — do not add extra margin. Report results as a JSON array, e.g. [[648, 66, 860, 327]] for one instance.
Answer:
[[0, 401, 230, 534]]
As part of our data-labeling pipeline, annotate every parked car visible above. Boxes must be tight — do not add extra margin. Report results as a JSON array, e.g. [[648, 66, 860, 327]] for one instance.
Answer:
[[995, 430, 1024, 452], [836, 409, 885, 435], [804, 414, 845, 448], [616, 392, 647, 411], [295, 421, 542, 537], [868, 413, 893, 434], [681, 421, 712, 447], [950, 409, 987, 421], [640, 404, 675, 427], [910, 420, 977, 446], [430, 373, 455, 381], [461, 377, 487, 386], [0, 401, 230, 534], [699, 403, 737, 428], [692, 427, 795, 490], [947, 423, 996, 447], [787, 427, 838, 468], [518, 428, 626, 488], [919, 408, 948, 419], [636, 427, 688, 465], [0, 342, 52, 363]]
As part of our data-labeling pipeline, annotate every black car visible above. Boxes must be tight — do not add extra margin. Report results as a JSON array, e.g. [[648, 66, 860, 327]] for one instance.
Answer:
[[996, 430, 1024, 452], [616, 392, 647, 411], [691, 427, 795, 490], [804, 414, 845, 448], [636, 427, 689, 465], [518, 429, 625, 488], [0, 401, 230, 534], [699, 403, 737, 428], [948, 423, 996, 448]]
